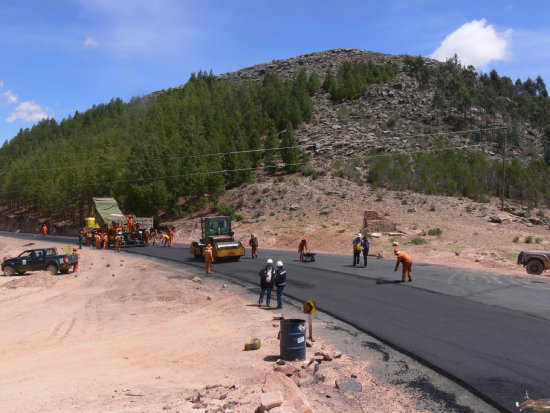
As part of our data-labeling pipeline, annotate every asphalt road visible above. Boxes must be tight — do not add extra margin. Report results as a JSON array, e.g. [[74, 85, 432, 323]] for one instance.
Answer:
[[3, 232, 550, 412]]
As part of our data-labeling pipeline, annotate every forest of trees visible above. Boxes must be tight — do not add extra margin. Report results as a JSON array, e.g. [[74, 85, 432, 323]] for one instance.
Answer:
[[0, 69, 320, 218], [365, 146, 550, 207], [1, 54, 550, 220], [322, 60, 397, 101]]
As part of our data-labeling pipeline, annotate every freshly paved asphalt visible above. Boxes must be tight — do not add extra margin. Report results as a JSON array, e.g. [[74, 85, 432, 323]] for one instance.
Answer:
[[3, 232, 550, 412]]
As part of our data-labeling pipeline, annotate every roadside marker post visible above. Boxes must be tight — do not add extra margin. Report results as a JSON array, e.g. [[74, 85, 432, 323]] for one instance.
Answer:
[[303, 301, 316, 340]]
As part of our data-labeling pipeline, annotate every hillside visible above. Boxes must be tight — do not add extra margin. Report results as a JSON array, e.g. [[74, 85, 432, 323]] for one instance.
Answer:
[[0, 48, 549, 234]]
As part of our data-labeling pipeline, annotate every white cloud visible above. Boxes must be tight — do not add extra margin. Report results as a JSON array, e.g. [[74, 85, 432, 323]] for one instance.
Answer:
[[430, 19, 511, 69], [6, 101, 52, 123], [0, 80, 3, 88], [83, 36, 99, 48], [1, 90, 19, 105]]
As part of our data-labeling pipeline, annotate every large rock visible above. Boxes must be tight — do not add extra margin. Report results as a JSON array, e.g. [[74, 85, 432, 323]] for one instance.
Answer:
[[335, 378, 362, 392], [260, 391, 283, 412], [263, 372, 313, 413], [274, 364, 299, 376]]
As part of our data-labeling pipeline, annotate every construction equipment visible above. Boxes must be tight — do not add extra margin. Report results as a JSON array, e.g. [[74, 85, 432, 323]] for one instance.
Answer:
[[190, 216, 245, 260], [84, 197, 152, 247]]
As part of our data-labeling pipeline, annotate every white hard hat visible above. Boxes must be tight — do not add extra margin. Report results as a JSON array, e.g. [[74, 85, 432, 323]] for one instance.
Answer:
[[267, 259, 273, 264], [357, 233, 362, 237], [276, 260, 283, 267]]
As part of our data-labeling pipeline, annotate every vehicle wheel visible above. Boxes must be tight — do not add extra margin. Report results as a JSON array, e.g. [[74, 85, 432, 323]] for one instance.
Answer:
[[3, 266, 15, 277], [46, 264, 58, 275], [59, 269, 69, 274], [526, 260, 544, 275]]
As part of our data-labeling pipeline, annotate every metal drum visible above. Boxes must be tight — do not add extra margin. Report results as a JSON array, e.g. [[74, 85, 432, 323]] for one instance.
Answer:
[[280, 318, 306, 361]]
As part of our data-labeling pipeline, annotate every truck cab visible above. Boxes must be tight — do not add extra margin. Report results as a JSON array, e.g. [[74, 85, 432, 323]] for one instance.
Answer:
[[2, 248, 78, 276]]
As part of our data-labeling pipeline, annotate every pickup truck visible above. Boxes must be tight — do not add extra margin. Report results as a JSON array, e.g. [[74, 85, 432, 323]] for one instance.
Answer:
[[1, 247, 78, 276], [517, 250, 550, 275]]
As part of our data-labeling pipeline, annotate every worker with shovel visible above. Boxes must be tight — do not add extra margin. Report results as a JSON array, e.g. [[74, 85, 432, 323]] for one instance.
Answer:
[[394, 249, 413, 282]]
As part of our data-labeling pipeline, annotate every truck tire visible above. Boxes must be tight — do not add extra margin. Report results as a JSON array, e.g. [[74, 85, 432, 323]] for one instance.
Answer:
[[526, 260, 544, 275], [46, 264, 58, 275], [3, 266, 15, 277]]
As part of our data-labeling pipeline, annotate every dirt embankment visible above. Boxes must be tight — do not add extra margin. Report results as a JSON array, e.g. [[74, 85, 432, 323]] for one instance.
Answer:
[[0, 237, 497, 412]]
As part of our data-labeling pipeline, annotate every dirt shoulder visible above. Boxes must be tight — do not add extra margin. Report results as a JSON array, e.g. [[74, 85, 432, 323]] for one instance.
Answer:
[[0, 236, 498, 412]]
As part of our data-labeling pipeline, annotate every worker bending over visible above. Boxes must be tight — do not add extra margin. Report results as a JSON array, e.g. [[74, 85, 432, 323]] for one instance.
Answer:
[[394, 249, 413, 282]]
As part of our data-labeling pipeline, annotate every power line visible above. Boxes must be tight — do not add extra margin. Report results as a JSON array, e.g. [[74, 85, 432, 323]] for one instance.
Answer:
[[0, 143, 483, 196], [0, 145, 311, 176], [0, 126, 506, 176]]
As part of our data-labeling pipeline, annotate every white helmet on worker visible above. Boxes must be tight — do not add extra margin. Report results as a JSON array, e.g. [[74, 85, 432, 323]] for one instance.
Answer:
[[357, 233, 362, 237], [267, 259, 273, 264], [276, 260, 283, 267]]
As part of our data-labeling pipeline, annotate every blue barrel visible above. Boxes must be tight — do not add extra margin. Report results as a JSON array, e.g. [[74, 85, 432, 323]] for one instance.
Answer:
[[280, 318, 306, 361]]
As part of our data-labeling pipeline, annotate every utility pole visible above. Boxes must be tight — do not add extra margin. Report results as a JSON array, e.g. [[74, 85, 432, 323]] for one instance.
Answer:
[[501, 128, 507, 211]]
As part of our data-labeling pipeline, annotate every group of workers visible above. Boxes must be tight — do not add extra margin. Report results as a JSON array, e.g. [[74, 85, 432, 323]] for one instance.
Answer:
[[80, 225, 175, 253], [258, 258, 287, 309]]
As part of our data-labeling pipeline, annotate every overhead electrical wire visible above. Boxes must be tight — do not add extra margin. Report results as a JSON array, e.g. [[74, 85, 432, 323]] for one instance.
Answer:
[[0, 126, 507, 176], [0, 143, 483, 196]]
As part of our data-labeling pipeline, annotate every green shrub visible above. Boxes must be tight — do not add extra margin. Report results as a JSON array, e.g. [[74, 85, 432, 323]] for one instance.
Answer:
[[525, 236, 533, 244], [214, 203, 235, 218], [428, 228, 442, 236], [537, 210, 546, 218], [513, 236, 520, 243], [235, 214, 244, 221], [331, 163, 361, 182], [301, 164, 316, 177], [269, 212, 275, 216], [535, 237, 543, 244], [401, 199, 408, 205], [411, 237, 427, 245]]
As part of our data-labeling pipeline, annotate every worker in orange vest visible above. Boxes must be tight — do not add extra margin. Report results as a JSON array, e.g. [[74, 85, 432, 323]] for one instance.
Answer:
[[127, 215, 134, 232], [168, 228, 174, 247], [42, 223, 48, 237], [72, 248, 79, 272], [103, 233, 109, 249], [394, 249, 413, 282], [162, 233, 170, 247], [298, 237, 308, 261], [94, 232, 101, 249], [249, 233, 258, 258], [86, 230, 93, 247], [144, 228, 150, 245], [115, 234, 122, 252], [204, 244, 214, 274], [152, 229, 158, 246]]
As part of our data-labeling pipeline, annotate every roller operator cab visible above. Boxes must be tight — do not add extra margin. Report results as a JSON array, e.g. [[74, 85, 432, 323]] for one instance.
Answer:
[[190, 216, 245, 260]]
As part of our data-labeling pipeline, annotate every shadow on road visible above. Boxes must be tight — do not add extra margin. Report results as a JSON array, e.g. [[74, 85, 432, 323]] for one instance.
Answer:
[[376, 279, 404, 285]]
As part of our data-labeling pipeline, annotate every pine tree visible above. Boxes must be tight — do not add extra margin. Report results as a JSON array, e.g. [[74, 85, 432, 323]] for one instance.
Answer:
[[281, 122, 300, 172]]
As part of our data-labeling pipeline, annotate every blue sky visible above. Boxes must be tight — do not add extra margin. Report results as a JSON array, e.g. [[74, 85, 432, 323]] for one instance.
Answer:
[[1, 0, 549, 143]]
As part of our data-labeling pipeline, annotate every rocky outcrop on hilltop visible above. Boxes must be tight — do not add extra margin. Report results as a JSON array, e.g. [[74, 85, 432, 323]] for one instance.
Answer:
[[219, 48, 540, 165]]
